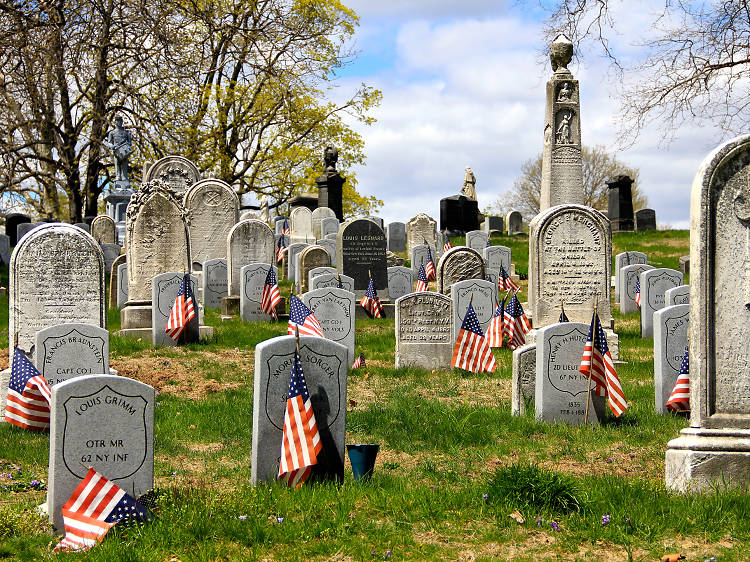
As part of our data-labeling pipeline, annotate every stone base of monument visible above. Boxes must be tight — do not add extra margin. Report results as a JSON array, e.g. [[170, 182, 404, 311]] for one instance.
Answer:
[[355, 301, 395, 320], [221, 295, 240, 318], [666, 427, 750, 492], [525, 327, 619, 360]]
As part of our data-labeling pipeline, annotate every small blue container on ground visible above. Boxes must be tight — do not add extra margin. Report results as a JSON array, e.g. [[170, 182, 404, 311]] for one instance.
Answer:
[[346, 444, 379, 481]]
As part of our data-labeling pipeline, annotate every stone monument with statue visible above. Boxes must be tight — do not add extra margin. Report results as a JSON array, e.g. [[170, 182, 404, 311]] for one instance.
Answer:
[[316, 145, 345, 221], [440, 166, 480, 237], [102, 115, 135, 244]]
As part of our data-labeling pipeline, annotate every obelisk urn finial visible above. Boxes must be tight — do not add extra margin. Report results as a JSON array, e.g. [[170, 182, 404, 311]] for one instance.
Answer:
[[550, 34, 573, 73]]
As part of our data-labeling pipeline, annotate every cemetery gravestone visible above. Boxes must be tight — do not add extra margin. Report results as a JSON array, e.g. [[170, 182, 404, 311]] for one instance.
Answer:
[[311, 207, 336, 240], [440, 195, 479, 236], [619, 263, 654, 314], [17, 222, 40, 241], [607, 175, 635, 232], [252, 336, 348, 485], [506, 211, 523, 234], [108, 254, 126, 308], [151, 273, 198, 346], [465, 230, 488, 253], [285, 243, 309, 286], [511, 344, 537, 416], [654, 304, 689, 414], [90, 215, 116, 245], [308, 266, 337, 284], [302, 287, 355, 363], [665, 285, 690, 307], [450, 279, 495, 341], [483, 216, 504, 234], [535, 322, 605, 425], [298, 246, 331, 294], [48, 375, 154, 531], [614, 251, 648, 304], [101, 243, 121, 273], [395, 292, 453, 369], [406, 213, 438, 259], [635, 208, 657, 231], [74, 222, 90, 233], [387, 266, 413, 300], [117, 262, 129, 309], [337, 218, 388, 298], [240, 264, 278, 322], [142, 155, 200, 194], [411, 244, 436, 280], [386, 222, 406, 252], [290, 207, 315, 243], [202, 258, 228, 309], [316, 238, 336, 264], [640, 268, 683, 338], [320, 217, 340, 239], [310, 273, 354, 293], [436, 247, 485, 294], [183, 179, 239, 265], [0, 234, 9, 265], [6, 213, 30, 246], [483, 245, 512, 274], [227, 219, 275, 295], [35, 324, 110, 387]]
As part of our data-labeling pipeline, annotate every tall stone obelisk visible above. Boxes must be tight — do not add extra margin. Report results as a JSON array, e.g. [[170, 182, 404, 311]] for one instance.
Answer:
[[540, 34, 584, 210]]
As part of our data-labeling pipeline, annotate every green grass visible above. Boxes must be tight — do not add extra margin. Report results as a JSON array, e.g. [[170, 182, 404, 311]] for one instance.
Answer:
[[1, 228, 743, 560]]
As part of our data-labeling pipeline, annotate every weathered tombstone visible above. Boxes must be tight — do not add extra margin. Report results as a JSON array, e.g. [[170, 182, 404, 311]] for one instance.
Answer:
[[101, 243, 121, 273], [665, 285, 690, 307], [10, 224, 105, 361], [183, 179, 239, 265], [290, 206, 315, 243], [337, 218, 388, 298], [0, 234, 9, 265], [284, 242, 309, 285], [202, 258, 228, 309], [654, 304, 689, 414], [640, 268, 683, 338], [483, 216, 504, 234], [274, 217, 289, 234], [35, 324, 110, 387], [436, 246, 485, 294], [142, 155, 200, 195], [311, 207, 336, 240], [406, 213, 438, 259], [240, 264, 278, 322], [411, 243, 436, 280], [619, 263, 654, 314], [151, 273, 198, 346], [316, 238, 336, 264], [227, 219, 274, 295], [117, 262, 129, 309], [386, 222, 406, 252], [450, 279, 495, 341], [310, 272, 354, 292], [506, 210, 523, 235], [298, 246, 331, 294], [607, 175, 635, 231], [511, 344, 537, 416], [240, 210, 259, 221], [666, 134, 750, 491], [302, 287, 355, 363], [252, 336, 348, 485], [17, 222, 40, 242], [614, 251, 648, 304], [529, 204, 611, 327], [635, 208, 657, 231], [387, 266, 413, 300], [48, 375, 154, 530], [320, 217, 340, 239], [465, 230, 488, 253], [535, 322, 605, 425], [6, 213, 30, 246], [74, 222, 90, 233], [395, 292, 453, 369], [90, 215, 116, 245], [483, 245, 512, 274], [108, 253, 126, 309]]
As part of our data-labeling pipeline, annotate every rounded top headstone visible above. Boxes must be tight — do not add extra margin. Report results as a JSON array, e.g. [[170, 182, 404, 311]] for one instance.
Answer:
[[143, 156, 200, 194]]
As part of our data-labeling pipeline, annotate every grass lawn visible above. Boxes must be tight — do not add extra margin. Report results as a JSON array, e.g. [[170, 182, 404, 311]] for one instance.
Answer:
[[3, 228, 747, 561]]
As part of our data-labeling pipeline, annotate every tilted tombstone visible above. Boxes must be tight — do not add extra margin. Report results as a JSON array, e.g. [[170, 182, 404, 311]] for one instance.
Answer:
[[47, 375, 154, 530], [436, 246, 485, 294], [614, 251, 648, 304], [183, 179, 239, 265], [619, 263, 654, 314], [310, 272, 354, 293], [298, 246, 331, 294], [395, 292, 453, 369], [6, 213, 31, 246], [240, 264, 278, 322], [511, 344, 537, 416], [117, 262, 129, 309], [387, 266, 413, 301], [302, 287, 355, 364], [635, 208, 657, 232], [337, 218, 388, 299], [101, 243, 121, 273], [108, 254, 126, 308], [529, 204, 611, 328], [406, 213, 438, 260], [252, 336, 348, 485], [284, 242, 309, 285], [386, 222, 406, 252], [483, 245, 511, 274], [311, 207, 336, 240], [665, 285, 690, 307], [450, 279, 495, 341], [506, 211, 523, 234], [227, 219, 274, 295], [653, 304, 689, 414], [535, 322, 605, 425], [90, 215, 116, 245], [0, 234, 9, 265], [316, 238, 336, 264], [640, 268, 683, 338], [142, 155, 200, 195], [320, 217, 340, 239], [202, 258, 228, 309], [290, 206, 315, 243], [151, 273, 198, 346], [35, 324, 110, 387], [465, 230, 488, 253]]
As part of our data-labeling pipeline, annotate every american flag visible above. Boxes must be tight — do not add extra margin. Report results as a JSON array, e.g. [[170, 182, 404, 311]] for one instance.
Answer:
[[415, 262, 429, 292], [424, 240, 436, 281], [165, 274, 196, 342], [666, 346, 690, 413], [352, 352, 366, 369], [55, 468, 149, 552], [579, 309, 628, 417], [282, 219, 290, 235], [360, 276, 385, 318], [498, 264, 520, 292], [261, 265, 281, 319], [4, 347, 51, 431], [443, 233, 452, 252], [485, 296, 507, 348], [451, 302, 496, 373], [279, 348, 321, 489], [634, 276, 641, 309], [503, 293, 531, 350], [276, 236, 287, 264], [288, 295, 324, 337]]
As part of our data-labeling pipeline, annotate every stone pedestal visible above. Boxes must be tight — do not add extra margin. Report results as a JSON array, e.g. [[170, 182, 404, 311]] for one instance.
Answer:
[[221, 296, 241, 318], [607, 175, 635, 232], [439, 195, 479, 236], [316, 173, 344, 221]]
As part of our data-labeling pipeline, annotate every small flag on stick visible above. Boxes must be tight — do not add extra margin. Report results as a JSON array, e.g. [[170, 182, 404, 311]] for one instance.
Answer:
[[360, 273, 385, 318], [486, 294, 508, 348], [415, 262, 429, 292], [424, 240, 436, 281], [288, 295, 324, 338], [352, 352, 366, 369], [165, 274, 196, 342], [4, 346, 51, 431], [261, 265, 281, 319], [635, 276, 642, 309], [443, 233, 453, 252], [282, 219, 290, 235], [666, 347, 690, 413], [451, 300, 496, 373], [503, 292, 531, 349], [276, 236, 287, 264], [498, 264, 519, 292]]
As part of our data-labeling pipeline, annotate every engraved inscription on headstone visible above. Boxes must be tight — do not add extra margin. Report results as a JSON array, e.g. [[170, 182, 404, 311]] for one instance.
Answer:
[[241, 264, 277, 322], [387, 266, 413, 301], [450, 279, 494, 341], [202, 258, 228, 309], [654, 304, 689, 414], [35, 324, 109, 386], [395, 292, 453, 369], [337, 218, 388, 298], [302, 287, 355, 364], [640, 268, 683, 338]]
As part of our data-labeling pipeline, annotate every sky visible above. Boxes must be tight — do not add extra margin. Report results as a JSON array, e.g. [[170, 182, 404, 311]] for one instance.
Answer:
[[329, 1, 732, 229]]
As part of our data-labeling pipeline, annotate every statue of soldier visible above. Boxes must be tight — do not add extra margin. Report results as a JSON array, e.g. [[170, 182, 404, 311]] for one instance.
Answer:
[[103, 116, 133, 183], [460, 166, 477, 200]]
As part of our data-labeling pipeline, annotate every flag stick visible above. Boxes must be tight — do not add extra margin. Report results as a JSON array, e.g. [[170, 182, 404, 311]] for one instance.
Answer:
[[560, 299, 565, 318], [584, 295, 598, 425], [294, 325, 300, 354], [13, 332, 18, 348]]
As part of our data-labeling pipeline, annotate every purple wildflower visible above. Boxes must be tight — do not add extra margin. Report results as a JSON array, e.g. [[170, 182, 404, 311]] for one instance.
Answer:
[[384, 551, 392, 560], [601, 514, 611, 526], [549, 521, 559, 532], [536, 516, 543, 527], [276, 517, 284, 524], [482, 493, 488, 500], [30, 480, 41, 487], [238, 515, 247, 521]]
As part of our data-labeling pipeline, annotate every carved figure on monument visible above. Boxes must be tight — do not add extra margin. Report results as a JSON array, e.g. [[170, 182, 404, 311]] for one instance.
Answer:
[[324, 146, 338, 173], [556, 111, 572, 145], [103, 116, 133, 183], [461, 167, 477, 200], [557, 82, 572, 101]]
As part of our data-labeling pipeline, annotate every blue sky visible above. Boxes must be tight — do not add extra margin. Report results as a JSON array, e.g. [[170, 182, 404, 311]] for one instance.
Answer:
[[330, 1, 732, 229]]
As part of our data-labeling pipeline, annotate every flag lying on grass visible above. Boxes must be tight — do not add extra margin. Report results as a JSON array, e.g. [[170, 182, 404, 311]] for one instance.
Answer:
[[261, 265, 281, 319], [360, 276, 385, 318], [666, 347, 690, 413], [451, 302, 496, 373], [424, 240, 436, 281], [485, 296, 508, 348], [415, 263, 429, 292], [165, 274, 196, 342], [352, 352, 366, 369], [4, 347, 51, 431], [635, 276, 641, 309], [276, 235, 286, 264], [503, 293, 531, 350], [279, 348, 321, 489], [498, 264, 519, 292], [288, 295, 324, 337], [55, 468, 149, 552], [443, 233, 452, 252], [579, 309, 628, 417]]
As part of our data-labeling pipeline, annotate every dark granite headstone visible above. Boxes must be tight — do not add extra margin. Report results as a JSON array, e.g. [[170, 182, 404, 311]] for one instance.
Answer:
[[440, 195, 479, 237], [336, 218, 388, 298], [483, 216, 504, 234], [6, 213, 31, 246], [635, 208, 657, 231], [607, 175, 635, 232]]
